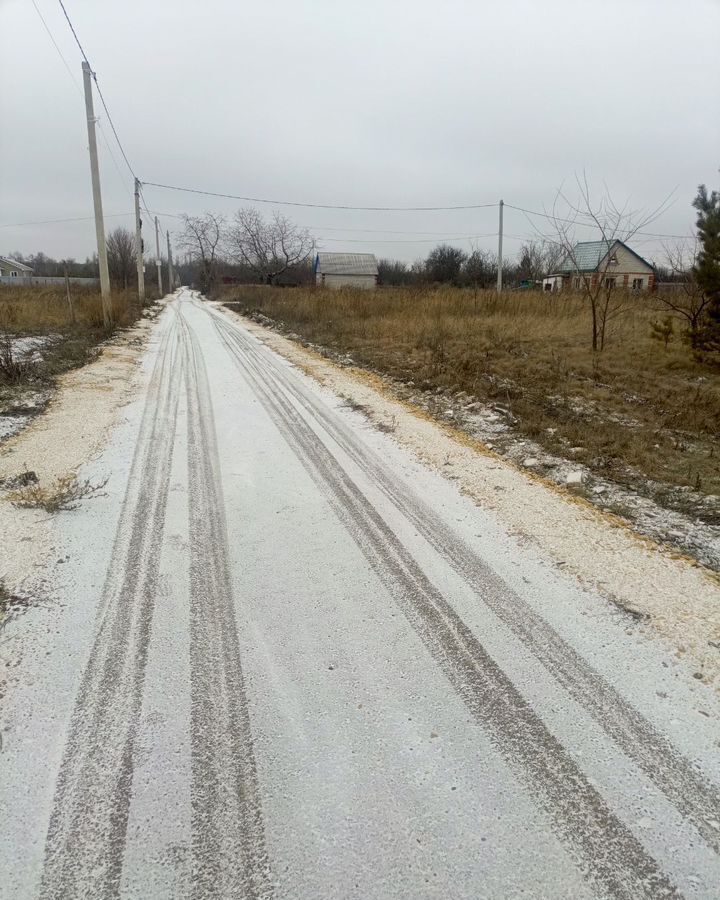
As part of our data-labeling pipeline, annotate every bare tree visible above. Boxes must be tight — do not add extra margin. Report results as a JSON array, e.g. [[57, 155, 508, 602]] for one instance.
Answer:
[[226, 208, 314, 285], [462, 246, 498, 289], [177, 213, 224, 293], [517, 241, 548, 283], [543, 174, 670, 350], [656, 241, 712, 347], [106, 227, 135, 290], [542, 240, 564, 277]]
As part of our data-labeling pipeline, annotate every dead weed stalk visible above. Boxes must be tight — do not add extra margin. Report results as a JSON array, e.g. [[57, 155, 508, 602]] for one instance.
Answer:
[[10, 474, 109, 513]]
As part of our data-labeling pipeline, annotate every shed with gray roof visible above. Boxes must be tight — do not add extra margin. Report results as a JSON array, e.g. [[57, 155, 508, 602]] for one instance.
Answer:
[[314, 252, 378, 290]]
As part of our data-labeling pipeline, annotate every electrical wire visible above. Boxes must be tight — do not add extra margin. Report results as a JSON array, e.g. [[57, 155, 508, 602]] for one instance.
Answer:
[[141, 181, 499, 212], [317, 232, 498, 244], [0, 211, 183, 229], [27, 4, 697, 250], [504, 203, 691, 240], [299, 224, 496, 236], [56, 0, 137, 181], [30, 0, 132, 199]]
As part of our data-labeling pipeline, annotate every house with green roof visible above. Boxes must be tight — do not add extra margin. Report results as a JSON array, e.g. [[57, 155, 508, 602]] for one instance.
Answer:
[[542, 240, 655, 293]]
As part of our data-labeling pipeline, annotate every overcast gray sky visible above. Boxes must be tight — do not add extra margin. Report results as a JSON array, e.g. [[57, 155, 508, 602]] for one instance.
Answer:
[[1, 0, 718, 265]]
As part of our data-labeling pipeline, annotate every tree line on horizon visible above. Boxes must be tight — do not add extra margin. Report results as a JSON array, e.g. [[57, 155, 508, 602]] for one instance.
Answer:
[[5, 182, 718, 354]]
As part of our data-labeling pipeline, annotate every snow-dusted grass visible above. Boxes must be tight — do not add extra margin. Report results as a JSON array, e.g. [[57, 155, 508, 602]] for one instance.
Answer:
[[0, 309, 155, 593], [0, 285, 154, 442]]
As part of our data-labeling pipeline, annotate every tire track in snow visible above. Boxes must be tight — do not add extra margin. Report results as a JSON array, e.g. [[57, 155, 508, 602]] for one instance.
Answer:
[[207, 308, 680, 900], [40, 313, 183, 899], [205, 304, 720, 857], [176, 308, 272, 900]]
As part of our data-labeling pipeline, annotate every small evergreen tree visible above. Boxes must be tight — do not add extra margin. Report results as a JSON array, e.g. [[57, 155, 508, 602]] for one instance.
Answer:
[[650, 316, 675, 350], [692, 183, 720, 353]]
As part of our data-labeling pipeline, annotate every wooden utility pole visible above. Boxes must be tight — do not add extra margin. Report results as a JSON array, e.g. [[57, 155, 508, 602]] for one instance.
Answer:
[[81, 61, 111, 325], [154, 216, 163, 296], [134, 178, 145, 305], [64, 262, 76, 324]]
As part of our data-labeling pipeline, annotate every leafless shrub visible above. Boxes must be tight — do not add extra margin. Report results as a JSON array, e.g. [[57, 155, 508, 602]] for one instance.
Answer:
[[10, 474, 109, 513], [0, 332, 34, 382], [656, 242, 712, 347], [376, 415, 398, 433], [0, 577, 34, 630], [340, 394, 368, 414]]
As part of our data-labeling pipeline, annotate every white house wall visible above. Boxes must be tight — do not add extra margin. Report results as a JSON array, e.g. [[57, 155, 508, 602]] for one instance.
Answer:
[[323, 274, 377, 290], [601, 243, 654, 276]]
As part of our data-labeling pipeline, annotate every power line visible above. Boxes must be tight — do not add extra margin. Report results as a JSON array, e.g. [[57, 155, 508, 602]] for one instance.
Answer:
[[504, 203, 691, 240], [317, 232, 498, 245], [300, 224, 496, 236], [57, 0, 137, 180], [142, 181, 498, 212], [0, 211, 183, 229], [31, 0, 81, 92], [56, 0, 90, 64], [0, 213, 130, 228], [31, 0, 133, 200]]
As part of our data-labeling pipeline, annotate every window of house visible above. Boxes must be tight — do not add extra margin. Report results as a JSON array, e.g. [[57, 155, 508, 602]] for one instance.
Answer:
[[10, 271, 17, 277], [573, 276, 582, 290], [608, 253, 618, 265], [632, 277, 643, 290], [604, 276, 616, 289]]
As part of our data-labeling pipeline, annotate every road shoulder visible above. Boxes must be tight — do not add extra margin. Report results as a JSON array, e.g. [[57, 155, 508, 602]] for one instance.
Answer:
[[0, 311, 157, 597]]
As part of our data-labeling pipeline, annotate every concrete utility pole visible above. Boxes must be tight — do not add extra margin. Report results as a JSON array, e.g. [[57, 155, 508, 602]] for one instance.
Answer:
[[496, 199, 504, 293], [166, 230, 174, 291], [154, 216, 163, 296], [81, 61, 112, 325], [134, 178, 145, 305]]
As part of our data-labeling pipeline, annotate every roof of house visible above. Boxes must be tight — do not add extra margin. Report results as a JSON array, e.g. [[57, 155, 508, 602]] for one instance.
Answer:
[[316, 252, 378, 276], [0, 256, 33, 272], [557, 240, 653, 274]]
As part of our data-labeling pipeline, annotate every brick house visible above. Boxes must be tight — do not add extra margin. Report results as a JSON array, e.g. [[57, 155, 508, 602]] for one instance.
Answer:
[[543, 240, 655, 292]]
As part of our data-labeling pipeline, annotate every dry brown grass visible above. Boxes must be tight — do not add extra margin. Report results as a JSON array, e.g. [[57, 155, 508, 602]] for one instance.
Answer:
[[0, 284, 150, 393], [219, 284, 720, 507], [0, 284, 142, 333]]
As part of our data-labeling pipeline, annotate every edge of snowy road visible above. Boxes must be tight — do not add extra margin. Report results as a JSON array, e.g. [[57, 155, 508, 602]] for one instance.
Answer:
[[0, 301, 165, 597], [213, 301, 720, 691]]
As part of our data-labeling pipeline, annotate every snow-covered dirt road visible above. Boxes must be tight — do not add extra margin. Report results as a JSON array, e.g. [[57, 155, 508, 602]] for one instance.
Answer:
[[2, 290, 720, 899]]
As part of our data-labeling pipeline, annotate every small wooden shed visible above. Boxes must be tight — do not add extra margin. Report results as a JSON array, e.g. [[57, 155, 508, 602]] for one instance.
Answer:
[[314, 252, 378, 290]]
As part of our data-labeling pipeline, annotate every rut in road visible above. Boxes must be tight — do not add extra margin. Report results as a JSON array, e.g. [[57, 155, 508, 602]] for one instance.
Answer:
[[201, 300, 720, 857], [177, 308, 272, 899], [40, 316, 185, 899], [40, 308, 271, 900], [206, 303, 682, 900]]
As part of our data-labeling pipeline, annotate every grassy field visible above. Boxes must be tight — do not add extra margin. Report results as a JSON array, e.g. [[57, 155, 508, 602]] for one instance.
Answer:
[[219, 284, 720, 518], [0, 284, 149, 422]]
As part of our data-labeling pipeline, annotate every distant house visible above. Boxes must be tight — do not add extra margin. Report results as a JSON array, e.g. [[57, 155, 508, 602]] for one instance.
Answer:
[[0, 257, 33, 279], [543, 240, 655, 292], [314, 252, 378, 290]]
